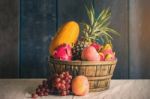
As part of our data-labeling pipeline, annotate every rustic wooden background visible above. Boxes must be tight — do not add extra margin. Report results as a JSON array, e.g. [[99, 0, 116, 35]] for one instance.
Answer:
[[0, 0, 150, 78]]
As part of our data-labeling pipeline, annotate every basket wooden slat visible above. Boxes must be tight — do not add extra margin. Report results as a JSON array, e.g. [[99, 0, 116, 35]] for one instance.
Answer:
[[48, 57, 117, 92]]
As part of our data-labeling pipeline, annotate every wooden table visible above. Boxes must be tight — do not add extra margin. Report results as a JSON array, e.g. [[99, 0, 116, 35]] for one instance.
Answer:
[[0, 79, 149, 99]]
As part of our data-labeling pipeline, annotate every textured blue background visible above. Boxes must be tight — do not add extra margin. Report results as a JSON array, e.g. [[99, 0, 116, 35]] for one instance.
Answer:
[[20, 0, 129, 78], [1, 0, 150, 78]]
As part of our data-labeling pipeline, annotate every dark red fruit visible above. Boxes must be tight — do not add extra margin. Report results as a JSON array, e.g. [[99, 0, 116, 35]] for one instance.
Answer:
[[68, 75, 72, 79], [45, 89, 50, 93], [61, 80, 66, 84], [66, 84, 70, 89], [56, 83, 61, 89], [38, 85, 43, 89], [55, 78, 61, 83], [66, 90, 70, 94], [32, 71, 72, 97], [41, 87, 45, 92], [61, 91, 67, 96], [43, 84, 48, 88], [31, 93, 38, 98], [38, 92, 44, 96], [42, 80, 47, 85], [66, 79, 71, 83], [62, 72, 65, 75], [60, 74, 64, 79], [44, 92, 49, 96], [54, 74, 59, 78], [49, 88, 55, 94], [64, 76, 69, 81], [65, 71, 70, 76], [52, 71, 72, 95], [61, 84, 66, 90], [36, 88, 40, 94]]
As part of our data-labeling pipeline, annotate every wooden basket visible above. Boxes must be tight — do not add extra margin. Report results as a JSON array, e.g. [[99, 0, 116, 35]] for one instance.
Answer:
[[48, 57, 117, 92]]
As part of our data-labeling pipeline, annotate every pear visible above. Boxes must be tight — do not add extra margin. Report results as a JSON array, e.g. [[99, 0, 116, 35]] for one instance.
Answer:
[[81, 46, 100, 61]]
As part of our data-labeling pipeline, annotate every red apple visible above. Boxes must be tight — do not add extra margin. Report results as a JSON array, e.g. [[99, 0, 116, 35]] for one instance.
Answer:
[[81, 46, 100, 61]]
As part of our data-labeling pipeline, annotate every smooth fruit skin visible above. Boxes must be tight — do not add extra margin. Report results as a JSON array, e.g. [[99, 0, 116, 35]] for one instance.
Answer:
[[101, 44, 116, 61], [72, 76, 89, 96], [101, 44, 113, 55], [49, 21, 79, 55], [81, 46, 100, 61], [105, 53, 115, 61], [90, 42, 102, 51], [102, 49, 113, 56], [102, 44, 112, 51], [99, 52, 105, 61]]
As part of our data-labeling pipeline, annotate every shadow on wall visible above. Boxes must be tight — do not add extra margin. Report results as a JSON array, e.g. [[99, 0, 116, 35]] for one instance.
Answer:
[[0, 0, 18, 78], [129, 0, 150, 78]]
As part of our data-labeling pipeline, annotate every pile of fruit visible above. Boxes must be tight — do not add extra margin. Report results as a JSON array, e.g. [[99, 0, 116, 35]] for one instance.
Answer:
[[31, 72, 89, 98], [49, 5, 118, 62], [31, 4, 119, 98]]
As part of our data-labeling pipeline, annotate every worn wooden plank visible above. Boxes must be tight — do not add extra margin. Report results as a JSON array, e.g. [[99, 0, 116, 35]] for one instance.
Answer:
[[0, 0, 19, 78], [129, 0, 150, 78], [20, 0, 56, 78], [94, 0, 129, 78]]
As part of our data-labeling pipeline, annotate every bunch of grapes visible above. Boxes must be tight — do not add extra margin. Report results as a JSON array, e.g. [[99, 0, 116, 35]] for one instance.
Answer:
[[31, 71, 72, 98], [53, 71, 72, 96], [31, 80, 50, 98]]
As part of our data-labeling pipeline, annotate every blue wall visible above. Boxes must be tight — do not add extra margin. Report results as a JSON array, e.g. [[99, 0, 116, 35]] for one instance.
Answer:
[[20, 0, 129, 78], [2, 0, 150, 78]]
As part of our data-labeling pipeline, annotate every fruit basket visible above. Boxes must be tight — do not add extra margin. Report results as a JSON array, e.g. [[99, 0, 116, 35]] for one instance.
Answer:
[[30, 4, 120, 98], [47, 4, 119, 95], [48, 57, 117, 92]]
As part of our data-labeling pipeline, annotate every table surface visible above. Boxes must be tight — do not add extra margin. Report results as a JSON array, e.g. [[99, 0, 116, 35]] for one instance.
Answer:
[[0, 79, 149, 99]]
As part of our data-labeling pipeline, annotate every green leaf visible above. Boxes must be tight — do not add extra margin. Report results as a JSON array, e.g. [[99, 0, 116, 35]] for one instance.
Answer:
[[102, 31, 113, 40], [82, 4, 119, 44], [98, 12, 110, 26], [105, 27, 120, 36], [103, 35, 112, 44], [85, 5, 95, 25]]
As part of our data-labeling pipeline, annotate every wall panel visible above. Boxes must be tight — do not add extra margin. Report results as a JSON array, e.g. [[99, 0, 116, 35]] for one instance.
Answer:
[[129, 0, 150, 78], [20, 0, 56, 78], [94, 0, 129, 78], [0, 0, 19, 78]]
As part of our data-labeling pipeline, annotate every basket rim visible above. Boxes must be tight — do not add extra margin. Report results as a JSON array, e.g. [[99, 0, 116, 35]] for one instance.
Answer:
[[48, 57, 117, 65]]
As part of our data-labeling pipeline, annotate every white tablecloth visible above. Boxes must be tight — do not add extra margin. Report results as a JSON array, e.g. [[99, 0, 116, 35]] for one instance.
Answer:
[[0, 79, 149, 99]]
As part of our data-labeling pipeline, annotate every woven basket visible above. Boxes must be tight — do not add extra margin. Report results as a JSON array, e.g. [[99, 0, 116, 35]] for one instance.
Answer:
[[48, 57, 117, 92]]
